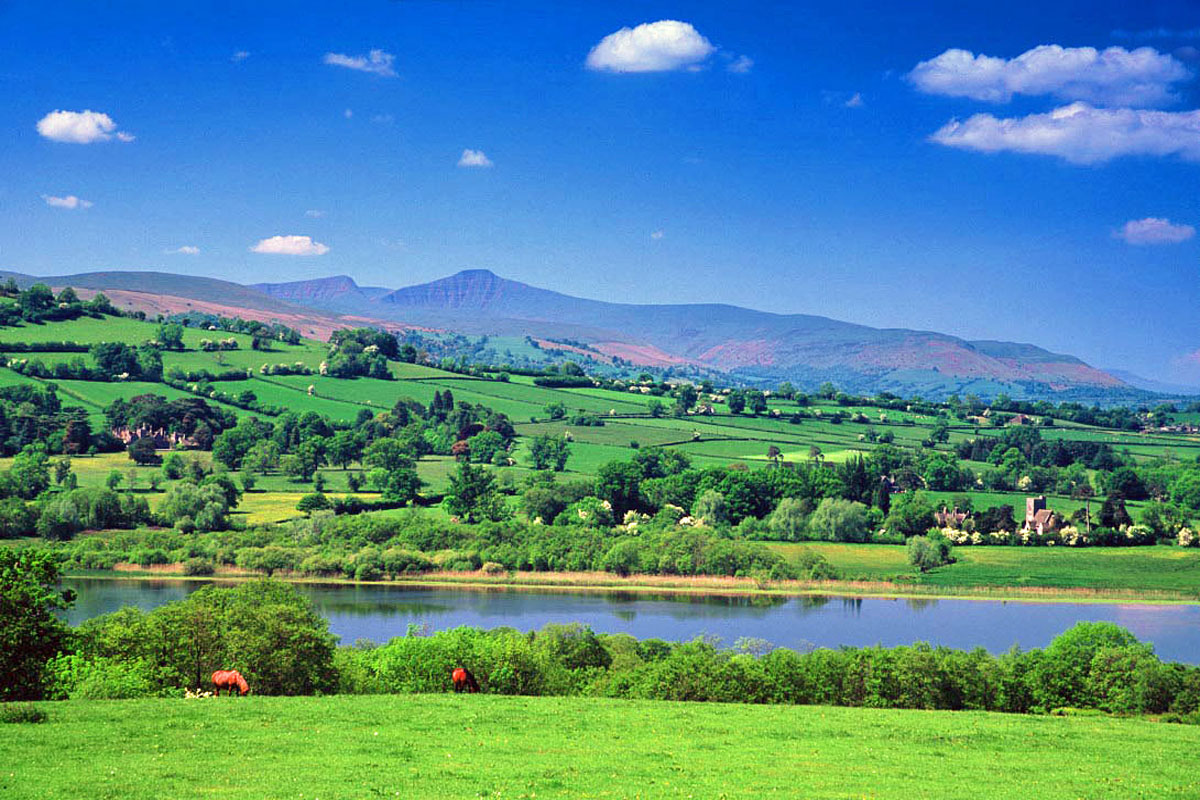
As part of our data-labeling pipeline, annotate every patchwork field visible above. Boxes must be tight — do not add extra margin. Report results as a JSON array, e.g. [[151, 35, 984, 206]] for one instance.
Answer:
[[2, 312, 1198, 522]]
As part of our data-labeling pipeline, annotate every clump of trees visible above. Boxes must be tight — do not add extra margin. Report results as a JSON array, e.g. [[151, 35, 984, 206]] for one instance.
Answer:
[[46, 580, 337, 699]]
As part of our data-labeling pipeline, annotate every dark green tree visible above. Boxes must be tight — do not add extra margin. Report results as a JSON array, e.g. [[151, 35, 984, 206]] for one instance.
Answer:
[[528, 434, 570, 471], [445, 462, 501, 523], [0, 550, 74, 700]]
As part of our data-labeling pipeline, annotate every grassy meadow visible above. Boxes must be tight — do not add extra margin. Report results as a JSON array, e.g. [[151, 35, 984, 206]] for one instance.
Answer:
[[773, 542, 1200, 597], [3, 694, 1198, 799]]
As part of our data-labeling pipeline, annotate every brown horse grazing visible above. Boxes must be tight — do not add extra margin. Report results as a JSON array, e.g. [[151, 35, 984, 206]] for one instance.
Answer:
[[452, 667, 480, 694], [211, 670, 250, 696]]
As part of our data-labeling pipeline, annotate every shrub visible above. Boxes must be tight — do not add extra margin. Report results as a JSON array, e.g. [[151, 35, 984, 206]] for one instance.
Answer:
[[0, 703, 47, 724], [354, 564, 383, 582], [807, 498, 871, 543], [182, 557, 215, 576], [44, 654, 157, 700], [297, 492, 332, 514], [907, 532, 954, 572]]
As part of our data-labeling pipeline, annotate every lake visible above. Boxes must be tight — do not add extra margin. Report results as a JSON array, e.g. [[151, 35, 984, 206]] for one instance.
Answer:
[[62, 578, 1200, 663]]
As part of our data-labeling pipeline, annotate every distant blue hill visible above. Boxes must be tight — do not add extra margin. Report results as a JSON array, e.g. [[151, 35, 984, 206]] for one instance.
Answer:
[[254, 269, 1131, 399]]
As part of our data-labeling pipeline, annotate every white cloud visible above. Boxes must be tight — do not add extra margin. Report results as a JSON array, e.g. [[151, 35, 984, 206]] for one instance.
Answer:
[[650, 229, 665, 240], [929, 102, 1200, 164], [909, 45, 1190, 106], [36, 110, 134, 144], [343, 108, 353, 119], [1115, 217, 1195, 244], [845, 92, 864, 108], [231, 50, 250, 62], [42, 194, 92, 209], [371, 113, 394, 124], [457, 149, 493, 168], [167, 245, 201, 255], [323, 49, 397, 77], [305, 209, 325, 218], [250, 235, 329, 256], [586, 20, 716, 73], [727, 55, 754, 74]]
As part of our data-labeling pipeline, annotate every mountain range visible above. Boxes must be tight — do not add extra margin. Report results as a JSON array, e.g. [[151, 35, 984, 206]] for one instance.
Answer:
[[0, 267, 1146, 399], [254, 269, 1127, 397]]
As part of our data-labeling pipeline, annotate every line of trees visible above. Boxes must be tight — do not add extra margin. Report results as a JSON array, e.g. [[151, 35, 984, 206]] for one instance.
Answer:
[[10, 571, 1199, 725]]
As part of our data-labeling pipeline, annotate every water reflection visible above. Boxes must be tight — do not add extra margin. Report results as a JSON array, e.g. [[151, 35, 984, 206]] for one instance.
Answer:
[[60, 578, 1200, 664]]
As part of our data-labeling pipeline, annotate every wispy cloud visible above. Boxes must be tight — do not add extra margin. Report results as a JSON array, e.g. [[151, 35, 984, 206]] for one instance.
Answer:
[[36, 110, 134, 144], [305, 209, 325, 218], [844, 92, 864, 108], [42, 194, 92, 209], [457, 148, 493, 168], [343, 109, 353, 119], [929, 102, 1200, 164], [586, 20, 716, 73], [727, 55, 754, 74], [909, 45, 1190, 107], [231, 50, 250, 62], [650, 229, 665, 240], [166, 245, 200, 255], [1114, 217, 1195, 245], [323, 49, 397, 77], [250, 235, 329, 256]]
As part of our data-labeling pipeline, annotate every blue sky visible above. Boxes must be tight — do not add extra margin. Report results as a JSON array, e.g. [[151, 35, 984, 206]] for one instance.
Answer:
[[1, 0, 1198, 385]]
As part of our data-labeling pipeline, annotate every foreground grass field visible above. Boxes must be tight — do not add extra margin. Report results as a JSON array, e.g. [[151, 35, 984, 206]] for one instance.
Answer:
[[3, 695, 1199, 799]]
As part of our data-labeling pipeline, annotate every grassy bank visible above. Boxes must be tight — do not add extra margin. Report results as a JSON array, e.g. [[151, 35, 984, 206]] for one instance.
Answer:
[[772, 542, 1200, 600], [63, 559, 1200, 605], [3, 695, 1198, 799]]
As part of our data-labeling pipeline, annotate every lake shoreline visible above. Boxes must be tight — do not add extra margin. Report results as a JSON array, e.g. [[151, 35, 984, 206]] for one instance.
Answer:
[[61, 566, 1200, 606]]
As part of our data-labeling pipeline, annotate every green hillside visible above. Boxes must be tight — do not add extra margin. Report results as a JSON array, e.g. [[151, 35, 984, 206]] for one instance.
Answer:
[[2, 311, 1198, 508]]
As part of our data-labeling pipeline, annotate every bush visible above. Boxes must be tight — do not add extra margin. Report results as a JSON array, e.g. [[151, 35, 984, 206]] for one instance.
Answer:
[[297, 492, 331, 514], [907, 532, 954, 572], [807, 498, 871, 543], [355, 564, 383, 582], [182, 557, 215, 576], [0, 703, 47, 724], [43, 654, 157, 700]]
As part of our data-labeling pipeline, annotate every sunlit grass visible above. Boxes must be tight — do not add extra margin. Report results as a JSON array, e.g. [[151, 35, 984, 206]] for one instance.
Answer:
[[2, 695, 1197, 799]]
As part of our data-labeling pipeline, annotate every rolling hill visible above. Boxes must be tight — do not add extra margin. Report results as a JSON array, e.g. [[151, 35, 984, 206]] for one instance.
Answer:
[[0, 267, 1132, 398], [256, 269, 1127, 397]]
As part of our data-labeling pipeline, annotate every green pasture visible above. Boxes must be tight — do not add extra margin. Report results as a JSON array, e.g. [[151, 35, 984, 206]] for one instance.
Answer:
[[514, 420, 696, 449], [0, 315, 162, 345], [413, 376, 648, 416], [773, 541, 1200, 596], [3, 695, 1197, 799], [267, 374, 547, 420]]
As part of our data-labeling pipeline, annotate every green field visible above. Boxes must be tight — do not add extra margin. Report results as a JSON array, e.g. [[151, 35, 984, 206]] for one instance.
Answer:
[[773, 542, 1200, 596], [2, 312, 1199, 560], [3, 695, 1197, 799], [4, 313, 1197, 482]]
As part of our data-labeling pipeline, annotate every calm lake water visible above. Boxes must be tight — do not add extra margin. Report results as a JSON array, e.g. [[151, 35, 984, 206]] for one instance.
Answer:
[[61, 578, 1200, 663]]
